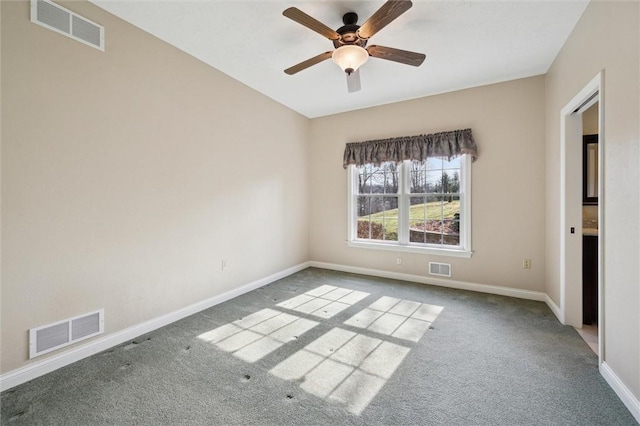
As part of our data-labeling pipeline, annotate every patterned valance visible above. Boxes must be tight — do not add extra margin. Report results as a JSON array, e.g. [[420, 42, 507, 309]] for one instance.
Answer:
[[342, 128, 477, 168]]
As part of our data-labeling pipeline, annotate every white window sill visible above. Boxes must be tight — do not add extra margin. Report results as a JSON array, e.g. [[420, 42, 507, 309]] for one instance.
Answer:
[[347, 240, 473, 258]]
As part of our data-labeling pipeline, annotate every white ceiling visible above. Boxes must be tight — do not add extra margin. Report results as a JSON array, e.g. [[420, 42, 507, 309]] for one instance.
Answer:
[[89, 0, 589, 118]]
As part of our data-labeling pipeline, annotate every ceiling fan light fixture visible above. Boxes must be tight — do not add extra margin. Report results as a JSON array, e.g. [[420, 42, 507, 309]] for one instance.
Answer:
[[332, 45, 369, 75]]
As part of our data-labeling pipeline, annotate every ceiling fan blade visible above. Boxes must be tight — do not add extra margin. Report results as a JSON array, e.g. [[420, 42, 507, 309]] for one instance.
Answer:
[[284, 51, 334, 75], [346, 69, 361, 93], [357, 0, 413, 40], [283, 7, 341, 40], [367, 45, 425, 66]]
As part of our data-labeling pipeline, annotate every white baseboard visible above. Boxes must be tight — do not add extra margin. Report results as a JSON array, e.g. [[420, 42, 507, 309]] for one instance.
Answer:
[[0, 261, 310, 392], [308, 261, 547, 302], [544, 294, 564, 323], [600, 362, 640, 423]]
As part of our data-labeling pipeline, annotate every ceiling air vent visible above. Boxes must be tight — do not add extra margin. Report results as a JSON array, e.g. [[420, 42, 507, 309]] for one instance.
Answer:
[[29, 309, 104, 358], [31, 0, 104, 51], [429, 262, 451, 277]]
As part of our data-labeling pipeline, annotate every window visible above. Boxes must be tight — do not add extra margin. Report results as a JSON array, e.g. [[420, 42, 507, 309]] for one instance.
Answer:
[[347, 155, 472, 258]]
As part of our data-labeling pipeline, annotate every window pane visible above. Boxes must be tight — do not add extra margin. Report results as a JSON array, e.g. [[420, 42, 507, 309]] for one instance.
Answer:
[[409, 161, 426, 193], [409, 219, 425, 243], [420, 158, 461, 195], [383, 163, 399, 194], [356, 196, 370, 217], [442, 220, 460, 246], [426, 196, 443, 221], [409, 231, 425, 243], [442, 195, 460, 220], [424, 220, 443, 244], [382, 219, 398, 241], [370, 172, 385, 193], [367, 196, 384, 215], [409, 196, 426, 224], [357, 162, 398, 195], [383, 197, 399, 217], [426, 170, 442, 193], [408, 218, 424, 229], [363, 196, 398, 216], [425, 157, 441, 170], [442, 169, 461, 194], [357, 169, 372, 194], [425, 194, 461, 246], [362, 216, 398, 242], [441, 171, 452, 194], [380, 197, 399, 241], [357, 219, 372, 239], [442, 156, 461, 170], [356, 195, 399, 242], [409, 196, 426, 207]]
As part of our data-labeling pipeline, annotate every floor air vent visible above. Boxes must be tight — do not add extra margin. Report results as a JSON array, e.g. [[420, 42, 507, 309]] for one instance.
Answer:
[[29, 309, 104, 358], [429, 262, 451, 277], [31, 0, 104, 51]]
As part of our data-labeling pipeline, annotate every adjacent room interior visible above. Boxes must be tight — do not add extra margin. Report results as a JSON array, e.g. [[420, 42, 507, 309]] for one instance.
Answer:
[[1, 0, 639, 423]]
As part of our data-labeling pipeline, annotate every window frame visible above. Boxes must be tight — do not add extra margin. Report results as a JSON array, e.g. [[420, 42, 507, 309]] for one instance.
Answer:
[[347, 156, 473, 258]]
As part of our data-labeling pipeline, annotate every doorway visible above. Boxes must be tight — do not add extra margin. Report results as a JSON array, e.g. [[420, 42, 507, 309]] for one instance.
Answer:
[[579, 104, 599, 354], [559, 72, 603, 363]]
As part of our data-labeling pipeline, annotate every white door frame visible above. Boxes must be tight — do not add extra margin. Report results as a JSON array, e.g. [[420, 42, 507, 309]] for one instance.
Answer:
[[559, 71, 604, 363]]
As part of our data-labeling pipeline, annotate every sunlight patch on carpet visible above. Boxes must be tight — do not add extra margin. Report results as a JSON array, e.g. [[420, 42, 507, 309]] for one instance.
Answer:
[[270, 292, 443, 414], [270, 326, 410, 415], [198, 309, 319, 363], [277, 286, 370, 319], [345, 296, 443, 342], [199, 285, 443, 415]]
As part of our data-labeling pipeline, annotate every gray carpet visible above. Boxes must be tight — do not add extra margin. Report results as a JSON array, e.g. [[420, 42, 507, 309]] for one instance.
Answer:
[[1, 268, 636, 425]]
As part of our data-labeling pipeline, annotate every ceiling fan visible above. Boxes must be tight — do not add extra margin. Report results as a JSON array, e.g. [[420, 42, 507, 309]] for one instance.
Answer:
[[283, 0, 426, 93]]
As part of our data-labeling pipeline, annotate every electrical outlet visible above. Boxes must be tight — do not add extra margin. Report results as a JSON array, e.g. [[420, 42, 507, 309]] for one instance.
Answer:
[[222, 259, 228, 271], [396, 257, 402, 265], [522, 258, 531, 269]]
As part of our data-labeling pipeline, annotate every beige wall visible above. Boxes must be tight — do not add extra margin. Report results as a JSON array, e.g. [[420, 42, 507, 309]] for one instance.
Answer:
[[1, 1, 309, 373], [545, 1, 639, 399], [309, 76, 546, 292]]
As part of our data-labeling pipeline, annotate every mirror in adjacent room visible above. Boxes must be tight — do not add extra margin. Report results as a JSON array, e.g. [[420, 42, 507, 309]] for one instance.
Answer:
[[583, 134, 598, 205]]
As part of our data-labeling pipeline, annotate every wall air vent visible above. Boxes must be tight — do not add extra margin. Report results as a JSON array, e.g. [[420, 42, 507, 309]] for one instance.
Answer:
[[29, 309, 104, 358], [429, 262, 451, 277], [31, 0, 104, 51]]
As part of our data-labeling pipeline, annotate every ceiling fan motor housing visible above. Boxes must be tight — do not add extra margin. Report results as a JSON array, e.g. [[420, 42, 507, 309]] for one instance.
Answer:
[[333, 12, 367, 48]]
